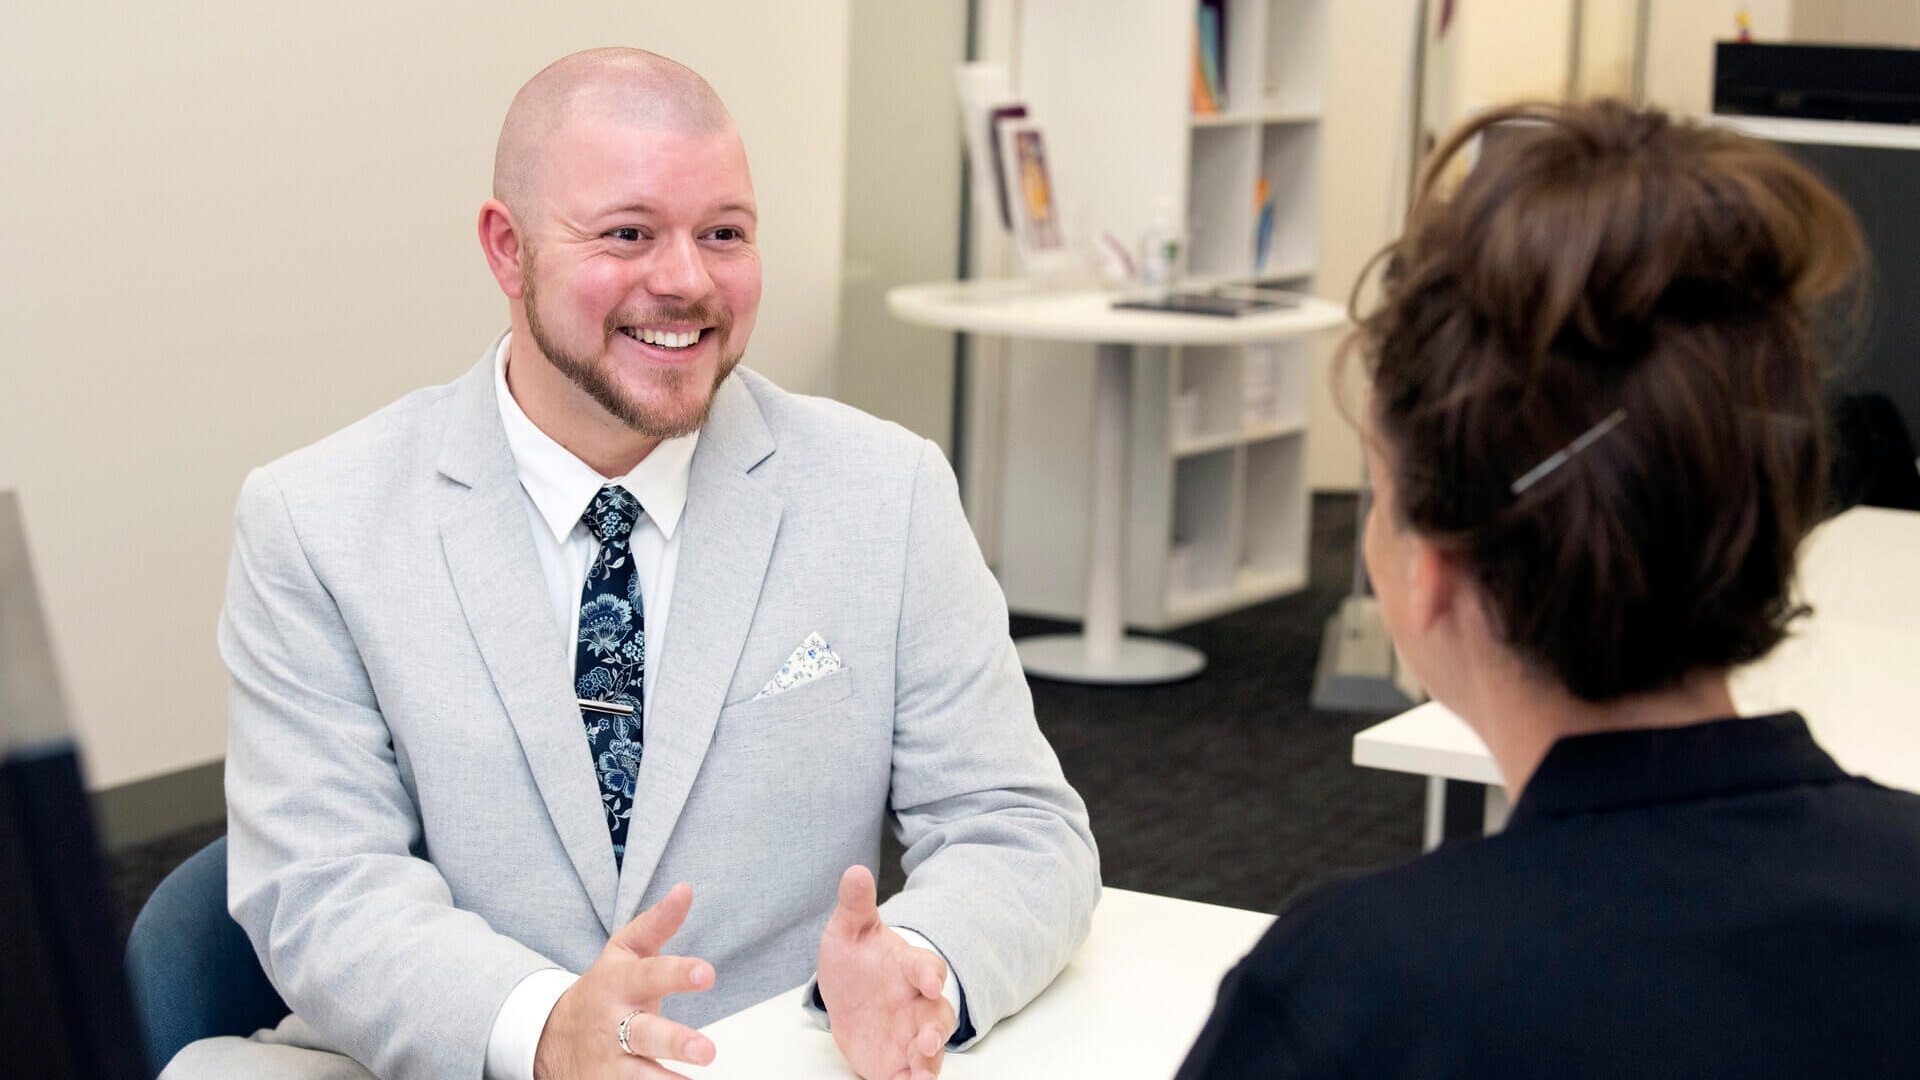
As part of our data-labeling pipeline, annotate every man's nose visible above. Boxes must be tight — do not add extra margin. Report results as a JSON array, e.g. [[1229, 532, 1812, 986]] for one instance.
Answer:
[[643, 233, 714, 301]]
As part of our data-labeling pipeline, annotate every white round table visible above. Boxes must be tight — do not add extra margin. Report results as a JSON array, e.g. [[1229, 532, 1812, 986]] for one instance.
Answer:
[[887, 279, 1345, 685]]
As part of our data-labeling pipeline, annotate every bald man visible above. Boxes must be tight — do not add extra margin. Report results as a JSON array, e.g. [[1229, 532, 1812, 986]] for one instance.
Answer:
[[173, 48, 1098, 1080]]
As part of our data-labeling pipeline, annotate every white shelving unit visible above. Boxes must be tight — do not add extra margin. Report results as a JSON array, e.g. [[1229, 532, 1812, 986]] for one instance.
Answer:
[[996, 0, 1333, 631]]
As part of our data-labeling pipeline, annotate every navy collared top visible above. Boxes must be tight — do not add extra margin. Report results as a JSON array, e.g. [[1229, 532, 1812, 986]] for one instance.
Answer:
[[1178, 713, 1920, 1079]]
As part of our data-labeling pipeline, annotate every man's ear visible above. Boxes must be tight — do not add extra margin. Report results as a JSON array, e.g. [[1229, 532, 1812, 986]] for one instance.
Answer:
[[477, 199, 526, 300]]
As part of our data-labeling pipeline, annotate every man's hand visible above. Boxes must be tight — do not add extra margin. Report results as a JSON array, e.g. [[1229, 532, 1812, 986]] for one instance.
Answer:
[[816, 865, 957, 1080], [534, 882, 717, 1080]]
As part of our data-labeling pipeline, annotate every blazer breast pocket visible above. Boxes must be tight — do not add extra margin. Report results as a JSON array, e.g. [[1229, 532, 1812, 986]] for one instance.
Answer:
[[716, 668, 857, 739]]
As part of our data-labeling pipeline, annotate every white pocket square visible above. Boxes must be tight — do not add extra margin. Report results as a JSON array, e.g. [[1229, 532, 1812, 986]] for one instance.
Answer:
[[754, 632, 845, 700]]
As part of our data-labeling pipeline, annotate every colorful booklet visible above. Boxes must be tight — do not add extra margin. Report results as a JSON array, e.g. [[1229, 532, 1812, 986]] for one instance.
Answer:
[[986, 103, 1029, 233], [1198, 2, 1226, 111], [1253, 178, 1276, 272], [1192, 6, 1221, 114], [999, 122, 1063, 251]]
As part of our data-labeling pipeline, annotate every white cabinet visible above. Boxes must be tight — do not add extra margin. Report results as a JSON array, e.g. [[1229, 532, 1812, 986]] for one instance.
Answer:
[[996, 0, 1333, 630]]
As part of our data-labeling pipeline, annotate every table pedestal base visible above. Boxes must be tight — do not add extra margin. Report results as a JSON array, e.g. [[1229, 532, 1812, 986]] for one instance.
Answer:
[[1016, 634, 1206, 685]]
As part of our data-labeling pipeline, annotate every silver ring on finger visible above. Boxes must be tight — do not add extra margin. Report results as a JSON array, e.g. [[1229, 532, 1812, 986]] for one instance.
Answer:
[[617, 1009, 645, 1056]]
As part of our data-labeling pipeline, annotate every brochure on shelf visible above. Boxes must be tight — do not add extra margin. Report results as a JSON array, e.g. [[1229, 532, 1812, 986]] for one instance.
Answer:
[[1198, 1, 1227, 112], [986, 103, 1030, 232], [956, 63, 1078, 279], [955, 63, 1020, 237], [1253, 178, 1277, 272], [999, 121, 1065, 254]]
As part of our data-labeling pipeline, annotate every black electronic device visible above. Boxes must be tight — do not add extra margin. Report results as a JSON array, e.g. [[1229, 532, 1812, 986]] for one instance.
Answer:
[[1, 492, 145, 1079], [1113, 287, 1300, 318], [1714, 42, 1920, 125], [1774, 136, 1920, 454], [1710, 42, 1920, 454]]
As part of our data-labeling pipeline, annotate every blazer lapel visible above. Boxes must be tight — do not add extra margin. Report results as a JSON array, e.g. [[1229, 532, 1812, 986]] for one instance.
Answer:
[[613, 373, 781, 925], [436, 352, 620, 933]]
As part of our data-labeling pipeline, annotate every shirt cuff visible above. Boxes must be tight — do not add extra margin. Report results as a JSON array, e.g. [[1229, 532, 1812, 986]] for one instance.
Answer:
[[485, 968, 580, 1080], [801, 926, 973, 1049]]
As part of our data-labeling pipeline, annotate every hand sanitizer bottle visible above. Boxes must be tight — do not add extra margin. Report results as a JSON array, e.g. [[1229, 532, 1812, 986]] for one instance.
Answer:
[[1139, 197, 1181, 287]]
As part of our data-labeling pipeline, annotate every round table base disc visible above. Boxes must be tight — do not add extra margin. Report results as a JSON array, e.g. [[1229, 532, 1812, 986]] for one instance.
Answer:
[[1015, 634, 1207, 685]]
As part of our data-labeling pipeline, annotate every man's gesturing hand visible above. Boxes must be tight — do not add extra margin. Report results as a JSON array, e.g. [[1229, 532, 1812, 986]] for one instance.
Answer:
[[534, 882, 717, 1080], [815, 865, 957, 1080]]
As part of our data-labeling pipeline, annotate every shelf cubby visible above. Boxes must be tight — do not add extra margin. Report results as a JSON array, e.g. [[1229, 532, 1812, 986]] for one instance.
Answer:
[[1240, 338, 1315, 435], [1255, 122, 1321, 280], [1241, 433, 1309, 583], [1188, 124, 1260, 278], [1170, 449, 1242, 600], [1173, 346, 1245, 450]]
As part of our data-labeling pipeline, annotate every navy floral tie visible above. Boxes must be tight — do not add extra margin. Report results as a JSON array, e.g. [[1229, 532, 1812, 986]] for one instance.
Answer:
[[576, 484, 644, 867]]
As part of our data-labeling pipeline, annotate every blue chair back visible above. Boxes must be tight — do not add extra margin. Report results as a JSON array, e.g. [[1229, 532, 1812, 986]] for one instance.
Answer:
[[124, 835, 289, 1077]]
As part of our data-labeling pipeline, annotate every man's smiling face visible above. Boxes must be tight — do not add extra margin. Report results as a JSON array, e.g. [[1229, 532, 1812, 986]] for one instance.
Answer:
[[519, 114, 761, 439]]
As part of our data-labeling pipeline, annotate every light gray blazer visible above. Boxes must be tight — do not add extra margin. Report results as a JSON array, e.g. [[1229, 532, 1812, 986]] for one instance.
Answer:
[[216, 351, 1099, 1080]]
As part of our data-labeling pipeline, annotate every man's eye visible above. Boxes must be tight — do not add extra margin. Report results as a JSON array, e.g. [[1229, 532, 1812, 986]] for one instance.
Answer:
[[710, 227, 742, 242], [607, 228, 641, 242]]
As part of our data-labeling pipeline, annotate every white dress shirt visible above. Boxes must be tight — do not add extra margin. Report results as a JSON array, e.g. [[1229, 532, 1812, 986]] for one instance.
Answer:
[[479, 336, 959, 1079], [483, 333, 695, 1080]]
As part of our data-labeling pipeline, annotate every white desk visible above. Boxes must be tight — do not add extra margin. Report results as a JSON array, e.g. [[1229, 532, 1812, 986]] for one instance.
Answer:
[[682, 887, 1273, 1079], [888, 279, 1343, 684], [1352, 507, 1920, 848]]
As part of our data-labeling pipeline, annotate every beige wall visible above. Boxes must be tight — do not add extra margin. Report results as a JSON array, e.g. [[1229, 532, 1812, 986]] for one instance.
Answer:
[[1312, 0, 1575, 490], [1308, 0, 1422, 490], [836, 0, 970, 455], [1458, 0, 1576, 108], [1794, 0, 1920, 46], [0, 2, 851, 790], [1578, 0, 1643, 99]]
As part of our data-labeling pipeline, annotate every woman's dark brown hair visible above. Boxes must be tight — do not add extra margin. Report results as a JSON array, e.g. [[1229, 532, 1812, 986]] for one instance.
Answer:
[[1358, 99, 1864, 701]]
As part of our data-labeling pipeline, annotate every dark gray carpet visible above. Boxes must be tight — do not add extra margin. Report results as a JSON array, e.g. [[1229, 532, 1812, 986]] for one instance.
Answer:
[[986, 492, 1423, 913], [113, 494, 1422, 938]]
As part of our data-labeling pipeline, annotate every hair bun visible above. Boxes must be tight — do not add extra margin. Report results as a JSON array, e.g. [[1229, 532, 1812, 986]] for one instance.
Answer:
[[1357, 99, 1862, 701], [1425, 100, 1857, 375]]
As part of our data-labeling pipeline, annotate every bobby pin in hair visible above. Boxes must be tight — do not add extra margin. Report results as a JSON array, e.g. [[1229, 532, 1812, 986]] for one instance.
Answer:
[[1509, 408, 1628, 496]]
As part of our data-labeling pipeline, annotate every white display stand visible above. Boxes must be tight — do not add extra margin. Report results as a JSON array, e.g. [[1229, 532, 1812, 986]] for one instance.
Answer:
[[1351, 507, 1920, 848], [981, 0, 1334, 632], [891, 280, 1342, 684], [681, 887, 1274, 1080]]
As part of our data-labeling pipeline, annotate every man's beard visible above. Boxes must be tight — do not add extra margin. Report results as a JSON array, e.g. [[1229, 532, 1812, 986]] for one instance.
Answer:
[[522, 266, 741, 439]]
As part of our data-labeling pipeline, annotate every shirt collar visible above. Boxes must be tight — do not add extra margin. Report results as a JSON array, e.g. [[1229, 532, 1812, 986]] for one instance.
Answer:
[[493, 332, 697, 544], [1508, 712, 1850, 825]]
